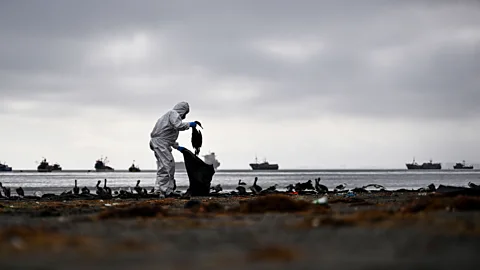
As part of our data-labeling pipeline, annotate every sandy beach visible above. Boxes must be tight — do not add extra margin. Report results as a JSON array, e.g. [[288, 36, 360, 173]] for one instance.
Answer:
[[0, 189, 479, 269]]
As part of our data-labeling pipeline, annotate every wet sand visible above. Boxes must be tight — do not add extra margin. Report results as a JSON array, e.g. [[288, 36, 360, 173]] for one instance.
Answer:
[[0, 191, 479, 269]]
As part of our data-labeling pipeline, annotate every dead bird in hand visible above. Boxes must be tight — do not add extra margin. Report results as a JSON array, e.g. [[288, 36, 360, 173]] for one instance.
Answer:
[[191, 121, 203, 156]]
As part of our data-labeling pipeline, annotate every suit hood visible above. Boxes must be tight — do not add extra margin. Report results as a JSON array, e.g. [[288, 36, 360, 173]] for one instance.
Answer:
[[172, 101, 190, 117]]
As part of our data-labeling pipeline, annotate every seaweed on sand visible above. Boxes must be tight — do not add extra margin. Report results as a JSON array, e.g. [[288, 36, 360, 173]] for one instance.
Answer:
[[329, 197, 369, 204], [0, 226, 97, 253], [235, 194, 312, 214], [297, 209, 398, 229], [401, 195, 480, 213], [96, 203, 168, 220]]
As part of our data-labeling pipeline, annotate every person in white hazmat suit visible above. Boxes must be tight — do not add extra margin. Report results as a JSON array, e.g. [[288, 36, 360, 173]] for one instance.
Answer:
[[149, 102, 198, 197]]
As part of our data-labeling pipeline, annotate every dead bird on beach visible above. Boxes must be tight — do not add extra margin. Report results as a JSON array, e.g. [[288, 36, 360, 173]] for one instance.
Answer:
[[118, 189, 130, 196], [81, 186, 90, 195], [351, 187, 369, 193], [134, 180, 143, 194], [236, 185, 247, 195], [418, 183, 436, 192], [191, 121, 203, 156], [262, 184, 278, 194], [93, 179, 113, 199], [73, 179, 80, 195], [286, 184, 295, 193], [249, 177, 263, 194], [294, 180, 315, 192], [362, 184, 385, 190], [210, 184, 223, 194], [61, 190, 72, 196], [468, 182, 480, 189], [132, 181, 149, 196], [15, 187, 25, 197], [116, 186, 143, 199], [0, 182, 11, 198], [334, 183, 347, 192], [96, 180, 104, 195], [314, 178, 328, 194], [103, 179, 112, 195]]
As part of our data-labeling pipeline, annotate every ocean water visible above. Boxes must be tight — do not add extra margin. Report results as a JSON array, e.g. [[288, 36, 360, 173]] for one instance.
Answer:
[[1, 170, 480, 195]]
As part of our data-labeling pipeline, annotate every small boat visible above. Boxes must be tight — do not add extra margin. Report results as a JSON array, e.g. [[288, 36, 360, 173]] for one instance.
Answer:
[[0, 161, 12, 172], [52, 163, 62, 171], [37, 158, 62, 172], [249, 156, 279, 170], [95, 156, 114, 172], [128, 161, 141, 172], [453, 160, 474, 170]]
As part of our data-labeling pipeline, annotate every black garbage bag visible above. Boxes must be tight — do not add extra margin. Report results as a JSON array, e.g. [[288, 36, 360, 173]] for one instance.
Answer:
[[181, 148, 214, 196]]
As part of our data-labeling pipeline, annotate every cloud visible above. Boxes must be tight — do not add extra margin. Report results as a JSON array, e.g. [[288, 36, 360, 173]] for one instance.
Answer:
[[1, 0, 479, 169]]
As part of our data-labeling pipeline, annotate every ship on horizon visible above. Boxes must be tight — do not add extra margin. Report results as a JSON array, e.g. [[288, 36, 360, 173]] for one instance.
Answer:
[[453, 160, 474, 170], [406, 158, 441, 170], [249, 156, 279, 170], [95, 156, 114, 172], [0, 161, 12, 172], [37, 158, 62, 172], [128, 160, 141, 172], [203, 152, 220, 170]]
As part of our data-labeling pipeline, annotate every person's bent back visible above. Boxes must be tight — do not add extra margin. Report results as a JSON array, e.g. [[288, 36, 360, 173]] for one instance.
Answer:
[[149, 101, 198, 197]]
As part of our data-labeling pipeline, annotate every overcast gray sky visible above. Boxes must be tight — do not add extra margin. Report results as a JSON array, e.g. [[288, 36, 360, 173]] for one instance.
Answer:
[[1, 0, 479, 170]]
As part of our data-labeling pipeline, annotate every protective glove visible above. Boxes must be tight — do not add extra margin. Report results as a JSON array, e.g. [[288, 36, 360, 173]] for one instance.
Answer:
[[172, 142, 184, 152], [189, 122, 197, 128]]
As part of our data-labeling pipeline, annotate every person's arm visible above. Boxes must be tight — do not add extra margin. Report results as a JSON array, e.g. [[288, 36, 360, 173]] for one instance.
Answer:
[[172, 142, 185, 152], [169, 111, 190, 131]]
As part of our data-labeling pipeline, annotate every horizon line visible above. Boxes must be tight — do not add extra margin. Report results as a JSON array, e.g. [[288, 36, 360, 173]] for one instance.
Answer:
[[4, 168, 479, 173]]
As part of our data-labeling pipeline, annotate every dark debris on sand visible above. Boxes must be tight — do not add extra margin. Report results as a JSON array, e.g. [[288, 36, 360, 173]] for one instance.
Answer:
[[401, 195, 480, 213], [96, 202, 168, 220], [1, 187, 480, 269], [235, 194, 312, 214]]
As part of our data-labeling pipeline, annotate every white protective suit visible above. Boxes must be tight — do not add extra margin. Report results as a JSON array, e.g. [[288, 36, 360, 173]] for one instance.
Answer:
[[149, 102, 191, 195]]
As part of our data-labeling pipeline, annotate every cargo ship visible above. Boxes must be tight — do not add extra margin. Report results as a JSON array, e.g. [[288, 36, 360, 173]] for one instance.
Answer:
[[37, 158, 62, 172], [453, 160, 474, 170], [249, 157, 279, 170], [406, 158, 441, 170], [0, 161, 12, 172], [95, 156, 114, 172], [128, 160, 141, 172]]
